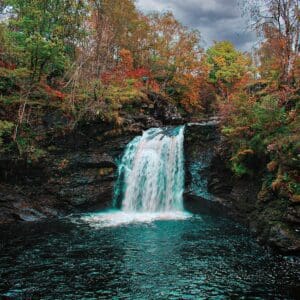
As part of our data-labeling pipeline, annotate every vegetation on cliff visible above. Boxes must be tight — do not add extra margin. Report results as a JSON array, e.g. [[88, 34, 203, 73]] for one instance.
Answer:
[[218, 1, 300, 206]]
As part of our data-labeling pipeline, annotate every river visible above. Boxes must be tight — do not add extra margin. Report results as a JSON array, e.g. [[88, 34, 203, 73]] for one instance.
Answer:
[[0, 126, 299, 299]]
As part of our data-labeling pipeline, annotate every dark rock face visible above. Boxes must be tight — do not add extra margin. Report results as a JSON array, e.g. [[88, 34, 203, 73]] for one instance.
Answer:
[[286, 206, 300, 224], [206, 150, 300, 255], [268, 223, 300, 253], [184, 120, 220, 200], [183, 120, 300, 255], [0, 132, 131, 224], [0, 93, 184, 224]]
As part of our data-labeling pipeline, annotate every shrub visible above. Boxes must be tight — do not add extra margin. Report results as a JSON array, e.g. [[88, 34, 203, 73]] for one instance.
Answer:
[[0, 120, 14, 150], [222, 91, 299, 202]]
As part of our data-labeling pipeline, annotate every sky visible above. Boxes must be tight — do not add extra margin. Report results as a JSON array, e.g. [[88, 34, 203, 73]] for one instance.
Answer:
[[136, 0, 256, 51]]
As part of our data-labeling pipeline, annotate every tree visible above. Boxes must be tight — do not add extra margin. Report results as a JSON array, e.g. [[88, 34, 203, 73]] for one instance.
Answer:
[[256, 28, 289, 86], [3, 0, 87, 82], [0, 21, 23, 66], [88, 0, 149, 76], [206, 41, 251, 99], [245, 0, 300, 85], [147, 12, 203, 110]]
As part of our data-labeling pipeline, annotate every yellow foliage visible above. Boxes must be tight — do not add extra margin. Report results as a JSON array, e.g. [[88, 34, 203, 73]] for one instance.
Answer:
[[291, 194, 300, 203], [58, 159, 69, 170], [258, 188, 271, 202], [267, 160, 278, 172], [215, 56, 226, 67], [271, 175, 283, 191], [237, 149, 254, 157]]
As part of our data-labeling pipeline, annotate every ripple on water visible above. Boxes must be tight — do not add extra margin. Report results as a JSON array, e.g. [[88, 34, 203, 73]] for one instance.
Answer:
[[0, 214, 300, 299]]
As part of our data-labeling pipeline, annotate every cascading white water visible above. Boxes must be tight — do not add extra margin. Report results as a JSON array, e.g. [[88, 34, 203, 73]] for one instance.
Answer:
[[81, 126, 188, 228], [114, 126, 185, 212]]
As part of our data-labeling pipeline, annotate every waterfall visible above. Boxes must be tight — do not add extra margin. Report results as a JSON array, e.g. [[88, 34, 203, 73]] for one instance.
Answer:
[[114, 126, 185, 212], [82, 126, 188, 227]]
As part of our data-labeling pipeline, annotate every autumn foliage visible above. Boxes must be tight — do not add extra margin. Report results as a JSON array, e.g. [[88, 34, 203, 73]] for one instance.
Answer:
[[215, 0, 300, 203], [0, 0, 299, 203]]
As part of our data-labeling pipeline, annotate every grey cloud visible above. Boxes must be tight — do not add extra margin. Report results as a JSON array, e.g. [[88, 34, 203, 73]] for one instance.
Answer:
[[172, 0, 240, 23], [137, 0, 256, 51]]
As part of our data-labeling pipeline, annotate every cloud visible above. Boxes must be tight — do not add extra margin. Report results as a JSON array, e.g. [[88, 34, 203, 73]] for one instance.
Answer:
[[136, 0, 256, 51]]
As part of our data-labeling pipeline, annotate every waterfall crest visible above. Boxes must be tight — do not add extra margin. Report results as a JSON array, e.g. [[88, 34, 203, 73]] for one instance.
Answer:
[[114, 126, 185, 212]]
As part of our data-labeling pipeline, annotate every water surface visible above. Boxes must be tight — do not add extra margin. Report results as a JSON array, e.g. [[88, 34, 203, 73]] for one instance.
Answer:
[[0, 213, 299, 299]]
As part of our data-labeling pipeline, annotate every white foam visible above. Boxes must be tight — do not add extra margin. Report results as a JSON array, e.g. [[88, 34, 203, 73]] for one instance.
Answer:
[[81, 210, 191, 228]]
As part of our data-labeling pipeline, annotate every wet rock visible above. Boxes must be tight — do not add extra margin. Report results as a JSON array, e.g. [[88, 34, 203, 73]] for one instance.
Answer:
[[184, 122, 220, 199], [132, 114, 162, 128], [269, 223, 300, 254], [184, 122, 300, 254], [0, 184, 60, 224], [17, 208, 46, 222], [207, 174, 233, 196]]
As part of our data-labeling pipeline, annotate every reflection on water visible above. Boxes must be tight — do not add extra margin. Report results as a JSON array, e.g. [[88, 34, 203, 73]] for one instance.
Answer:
[[0, 213, 300, 299]]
